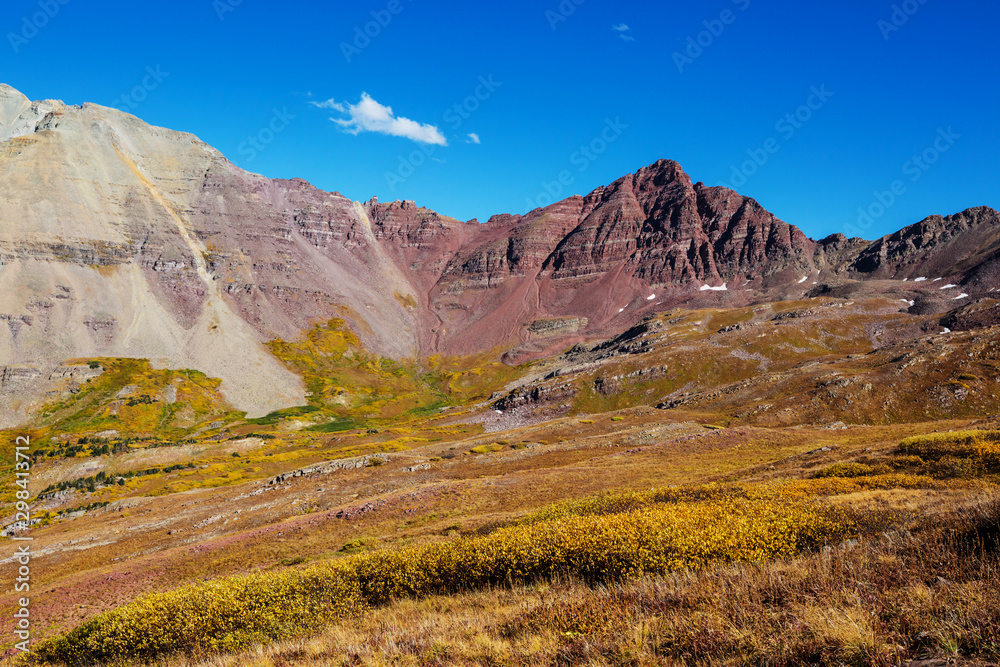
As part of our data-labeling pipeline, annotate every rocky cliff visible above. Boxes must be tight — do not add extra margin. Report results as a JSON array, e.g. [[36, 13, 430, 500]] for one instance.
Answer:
[[847, 206, 1000, 284], [1, 84, 996, 423]]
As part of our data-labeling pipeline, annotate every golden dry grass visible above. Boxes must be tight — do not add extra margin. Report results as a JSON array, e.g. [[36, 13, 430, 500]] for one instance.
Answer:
[[37, 495, 996, 667], [32, 493, 854, 664], [13, 427, 1000, 666]]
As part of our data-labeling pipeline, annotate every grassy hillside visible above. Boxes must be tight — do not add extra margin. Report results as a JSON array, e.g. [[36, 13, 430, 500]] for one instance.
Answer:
[[267, 318, 523, 425], [27, 430, 1000, 666], [4, 300, 1000, 667]]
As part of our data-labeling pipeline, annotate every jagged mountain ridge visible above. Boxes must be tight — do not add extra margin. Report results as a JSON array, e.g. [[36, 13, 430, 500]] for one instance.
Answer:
[[847, 206, 1000, 283], [1, 83, 997, 422]]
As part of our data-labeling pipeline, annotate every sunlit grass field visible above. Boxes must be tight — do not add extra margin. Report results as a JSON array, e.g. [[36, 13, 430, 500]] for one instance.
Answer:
[[30, 430, 1000, 665]]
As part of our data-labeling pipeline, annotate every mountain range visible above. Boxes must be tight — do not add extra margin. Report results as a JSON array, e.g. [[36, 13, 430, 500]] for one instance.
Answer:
[[1, 82, 998, 424]]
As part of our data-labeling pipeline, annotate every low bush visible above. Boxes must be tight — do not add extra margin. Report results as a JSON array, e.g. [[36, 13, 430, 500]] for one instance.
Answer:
[[813, 462, 892, 478], [899, 430, 1000, 458], [36, 566, 365, 664], [899, 430, 1000, 474], [36, 496, 853, 664]]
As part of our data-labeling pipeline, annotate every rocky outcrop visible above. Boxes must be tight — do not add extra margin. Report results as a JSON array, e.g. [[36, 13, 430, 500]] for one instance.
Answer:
[[491, 379, 578, 412], [542, 161, 818, 286], [529, 317, 588, 337], [940, 298, 1000, 332], [0, 84, 60, 142], [847, 207, 1000, 281]]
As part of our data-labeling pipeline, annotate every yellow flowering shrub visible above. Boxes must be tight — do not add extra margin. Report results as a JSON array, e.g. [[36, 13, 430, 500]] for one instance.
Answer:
[[517, 484, 736, 526], [776, 473, 939, 496], [807, 430, 1000, 484], [515, 473, 942, 528], [352, 496, 850, 605], [35, 565, 365, 665], [36, 496, 852, 665], [813, 462, 892, 478], [898, 430, 1000, 472]]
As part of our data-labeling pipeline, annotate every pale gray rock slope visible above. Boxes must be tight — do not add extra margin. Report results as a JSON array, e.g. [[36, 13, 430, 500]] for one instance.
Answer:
[[0, 85, 422, 424], [0, 84, 59, 142]]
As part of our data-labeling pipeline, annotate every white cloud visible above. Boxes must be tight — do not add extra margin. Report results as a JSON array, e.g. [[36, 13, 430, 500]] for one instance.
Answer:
[[311, 93, 447, 146], [613, 24, 634, 41], [466, 133, 481, 144], [310, 99, 344, 111]]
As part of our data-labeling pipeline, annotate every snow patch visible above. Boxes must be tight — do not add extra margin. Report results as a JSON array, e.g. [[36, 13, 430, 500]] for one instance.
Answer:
[[939, 284, 958, 290], [954, 293, 969, 300], [932, 278, 942, 282], [797, 276, 808, 284], [618, 307, 625, 313], [900, 299, 915, 306], [699, 283, 728, 292], [942, 328, 952, 334], [914, 277, 927, 282], [647, 294, 656, 300]]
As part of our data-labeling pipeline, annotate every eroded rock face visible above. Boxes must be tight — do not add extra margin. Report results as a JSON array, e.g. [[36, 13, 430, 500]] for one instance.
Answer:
[[0, 84, 59, 142], [416, 161, 834, 357], [848, 207, 1000, 281], [1, 84, 997, 421], [541, 161, 818, 285]]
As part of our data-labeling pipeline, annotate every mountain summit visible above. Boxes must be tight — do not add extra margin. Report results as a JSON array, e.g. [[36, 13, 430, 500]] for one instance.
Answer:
[[0, 85, 996, 422]]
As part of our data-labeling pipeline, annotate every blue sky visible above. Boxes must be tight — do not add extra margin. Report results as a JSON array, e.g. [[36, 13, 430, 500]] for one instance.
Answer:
[[1, 0, 997, 240]]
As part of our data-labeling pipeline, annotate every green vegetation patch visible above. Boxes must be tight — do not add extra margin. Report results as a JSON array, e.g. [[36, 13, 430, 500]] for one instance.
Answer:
[[470, 444, 504, 454], [267, 319, 525, 426], [37, 359, 236, 438]]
